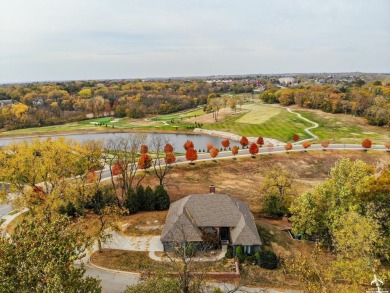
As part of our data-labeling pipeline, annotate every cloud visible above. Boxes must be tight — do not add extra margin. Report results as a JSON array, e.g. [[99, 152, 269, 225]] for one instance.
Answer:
[[0, 0, 389, 82]]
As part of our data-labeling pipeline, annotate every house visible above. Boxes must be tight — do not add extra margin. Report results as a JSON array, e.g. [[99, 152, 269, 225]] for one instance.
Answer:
[[161, 186, 262, 255], [0, 99, 17, 108]]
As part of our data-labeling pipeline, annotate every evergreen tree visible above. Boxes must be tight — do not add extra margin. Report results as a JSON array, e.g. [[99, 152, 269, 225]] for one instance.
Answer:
[[144, 186, 156, 211], [136, 185, 145, 210], [155, 185, 170, 210], [124, 188, 139, 214]]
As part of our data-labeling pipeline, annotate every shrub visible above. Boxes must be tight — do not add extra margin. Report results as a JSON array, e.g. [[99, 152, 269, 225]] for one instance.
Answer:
[[124, 188, 139, 214], [261, 194, 287, 218], [155, 185, 170, 210], [136, 185, 145, 208], [225, 246, 233, 259], [235, 246, 245, 263], [258, 251, 278, 269], [59, 202, 77, 218], [144, 186, 156, 211]]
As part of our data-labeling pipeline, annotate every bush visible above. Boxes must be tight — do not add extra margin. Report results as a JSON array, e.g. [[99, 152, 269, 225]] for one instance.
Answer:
[[155, 185, 170, 210], [235, 246, 245, 263], [225, 246, 233, 259], [59, 202, 77, 218], [124, 188, 140, 214], [136, 185, 145, 208], [89, 188, 116, 215], [144, 186, 156, 211], [257, 251, 278, 269]]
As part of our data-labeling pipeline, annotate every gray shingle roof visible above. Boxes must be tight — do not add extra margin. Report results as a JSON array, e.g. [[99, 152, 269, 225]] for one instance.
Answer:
[[161, 193, 262, 246]]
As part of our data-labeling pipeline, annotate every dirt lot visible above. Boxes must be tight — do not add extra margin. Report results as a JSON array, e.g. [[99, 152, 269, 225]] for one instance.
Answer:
[[139, 150, 390, 210]]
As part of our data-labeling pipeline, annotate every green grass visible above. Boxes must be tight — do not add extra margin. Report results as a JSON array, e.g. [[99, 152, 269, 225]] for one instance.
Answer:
[[0, 219, 5, 225], [296, 110, 390, 144], [202, 106, 312, 142], [152, 108, 204, 121], [236, 104, 281, 124]]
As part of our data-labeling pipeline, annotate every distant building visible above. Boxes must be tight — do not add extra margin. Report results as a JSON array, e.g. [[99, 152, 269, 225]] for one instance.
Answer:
[[278, 77, 295, 85], [0, 99, 18, 108]]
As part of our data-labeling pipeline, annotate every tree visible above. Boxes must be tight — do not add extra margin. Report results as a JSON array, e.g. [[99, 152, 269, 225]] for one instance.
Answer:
[[124, 188, 139, 214], [164, 143, 174, 153], [206, 143, 214, 152], [140, 144, 148, 154], [239, 136, 249, 148], [321, 140, 330, 150], [183, 140, 194, 151], [302, 141, 311, 150], [0, 216, 101, 292], [362, 138, 372, 149], [257, 136, 264, 146], [385, 142, 390, 151], [221, 138, 230, 149], [285, 142, 293, 152], [144, 186, 156, 211], [209, 147, 219, 160], [165, 152, 176, 164], [292, 133, 299, 142], [185, 148, 198, 164], [249, 142, 259, 157], [103, 134, 145, 200], [155, 185, 170, 210], [231, 145, 239, 158], [138, 153, 152, 170]]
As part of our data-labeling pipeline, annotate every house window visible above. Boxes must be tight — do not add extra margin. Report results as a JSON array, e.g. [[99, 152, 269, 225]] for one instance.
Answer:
[[243, 245, 252, 255]]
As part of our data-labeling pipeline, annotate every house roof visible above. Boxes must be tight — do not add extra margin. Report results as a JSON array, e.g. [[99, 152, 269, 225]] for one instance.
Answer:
[[161, 193, 262, 246]]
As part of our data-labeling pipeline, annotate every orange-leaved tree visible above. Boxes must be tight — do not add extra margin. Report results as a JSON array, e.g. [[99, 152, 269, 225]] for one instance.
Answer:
[[140, 144, 148, 154], [183, 140, 194, 151], [302, 141, 311, 150], [362, 138, 372, 149], [321, 140, 330, 150], [285, 142, 292, 151], [385, 142, 390, 151], [249, 143, 259, 157], [240, 136, 249, 148], [210, 147, 219, 159], [206, 143, 214, 151], [164, 152, 176, 164], [292, 133, 300, 142], [257, 137, 264, 146], [221, 139, 230, 149], [232, 145, 239, 158], [138, 153, 152, 169], [112, 161, 124, 176], [164, 143, 174, 153], [186, 148, 198, 164]]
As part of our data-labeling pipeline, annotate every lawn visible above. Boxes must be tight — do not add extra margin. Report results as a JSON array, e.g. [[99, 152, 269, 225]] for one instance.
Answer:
[[202, 104, 313, 142], [90, 249, 234, 274], [151, 108, 205, 121], [296, 108, 390, 144]]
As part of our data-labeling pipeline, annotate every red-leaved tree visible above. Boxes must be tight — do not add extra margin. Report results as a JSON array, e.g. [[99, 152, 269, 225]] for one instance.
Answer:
[[206, 143, 214, 151], [164, 143, 174, 153], [362, 138, 372, 149], [292, 133, 300, 142], [112, 161, 124, 176], [210, 147, 219, 159], [186, 148, 198, 164], [164, 152, 176, 164], [140, 144, 148, 154], [249, 143, 259, 157], [285, 142, 292, 152], [302, 141, 311, 150], [257, 137, 264, 146], [385, 142, 390, 151], [321, 140, 330, 150], [183, 140, 194, 151], [240, 136, 249, 148], [138, 153, 152, 169], [221, 139, 230, 149], [232, 145, 239, 158]]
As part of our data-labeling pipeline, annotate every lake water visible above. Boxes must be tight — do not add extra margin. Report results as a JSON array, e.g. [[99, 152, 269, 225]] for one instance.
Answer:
[[0, 132, 240, 151]]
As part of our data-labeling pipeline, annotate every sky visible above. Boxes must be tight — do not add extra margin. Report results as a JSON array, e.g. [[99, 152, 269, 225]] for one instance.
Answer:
[[0, 0, 389, 83]]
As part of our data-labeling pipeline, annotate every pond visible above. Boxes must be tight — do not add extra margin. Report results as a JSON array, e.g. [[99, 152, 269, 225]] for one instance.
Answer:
[[0, 132, 241, 151]]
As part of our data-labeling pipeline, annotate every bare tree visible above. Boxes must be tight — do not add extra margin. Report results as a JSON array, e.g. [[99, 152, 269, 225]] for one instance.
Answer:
[[150, 136, 177, 186], [103, 134, 146, 201]]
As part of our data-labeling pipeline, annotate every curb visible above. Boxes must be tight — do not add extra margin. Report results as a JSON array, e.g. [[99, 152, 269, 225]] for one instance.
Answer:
[[87, 259, 141, 276]]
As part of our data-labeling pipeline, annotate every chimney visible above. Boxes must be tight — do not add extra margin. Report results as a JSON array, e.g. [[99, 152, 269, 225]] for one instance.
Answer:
[[209, 185, 216, 193]]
